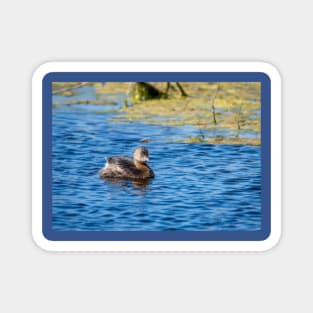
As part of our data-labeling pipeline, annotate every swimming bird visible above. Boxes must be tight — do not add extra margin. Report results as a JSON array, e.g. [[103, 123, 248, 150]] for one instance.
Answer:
[[99, 146, 154, 180]]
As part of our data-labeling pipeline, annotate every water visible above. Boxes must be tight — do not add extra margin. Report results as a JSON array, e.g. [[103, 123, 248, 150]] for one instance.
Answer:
[[52, 103, 261, 231]]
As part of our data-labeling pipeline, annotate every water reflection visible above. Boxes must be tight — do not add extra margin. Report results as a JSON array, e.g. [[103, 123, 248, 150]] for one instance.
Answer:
[[102, 177, 152, 190]]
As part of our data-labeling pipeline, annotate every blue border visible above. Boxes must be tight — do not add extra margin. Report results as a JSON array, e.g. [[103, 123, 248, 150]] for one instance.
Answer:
[[42, 72, 271, 241]]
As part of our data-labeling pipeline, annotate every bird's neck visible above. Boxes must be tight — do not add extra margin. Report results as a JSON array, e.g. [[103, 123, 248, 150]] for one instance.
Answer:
[[134, 159, 149, 172]]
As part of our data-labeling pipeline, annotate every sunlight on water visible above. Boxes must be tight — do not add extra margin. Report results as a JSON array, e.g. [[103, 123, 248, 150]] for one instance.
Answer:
[[52, 104, 261, 231]]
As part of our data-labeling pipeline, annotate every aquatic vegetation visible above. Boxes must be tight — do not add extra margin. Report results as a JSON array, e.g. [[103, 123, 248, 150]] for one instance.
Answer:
[[52, 82, 93, 96], [179, 136, 260, 146], [53, 99, 118, 106], [111, 82, 261, 144], [52, 82, 261, 145]]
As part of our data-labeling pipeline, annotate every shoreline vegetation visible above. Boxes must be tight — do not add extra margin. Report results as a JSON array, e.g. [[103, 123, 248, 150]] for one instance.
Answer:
[[52, 82, 261, 146]]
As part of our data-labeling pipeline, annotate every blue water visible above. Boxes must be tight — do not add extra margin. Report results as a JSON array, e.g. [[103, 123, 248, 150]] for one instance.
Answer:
[[52, 104, 261, 231]]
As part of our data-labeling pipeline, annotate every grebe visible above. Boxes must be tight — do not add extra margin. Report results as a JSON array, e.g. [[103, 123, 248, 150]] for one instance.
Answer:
[[99, 147, 154, 179]]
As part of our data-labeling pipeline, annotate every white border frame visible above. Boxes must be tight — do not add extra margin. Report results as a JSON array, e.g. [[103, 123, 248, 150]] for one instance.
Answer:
[[32, 62, 281, 251]]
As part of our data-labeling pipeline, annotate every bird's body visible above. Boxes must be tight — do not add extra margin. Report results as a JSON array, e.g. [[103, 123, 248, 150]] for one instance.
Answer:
[[99, 147, 154, 180]]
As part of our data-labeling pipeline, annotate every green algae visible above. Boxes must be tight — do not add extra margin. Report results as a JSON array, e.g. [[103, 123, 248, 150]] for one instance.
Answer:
[[178, 136, 260, 146], [52, 82, 261, 146], [113, 82, 261, 144]]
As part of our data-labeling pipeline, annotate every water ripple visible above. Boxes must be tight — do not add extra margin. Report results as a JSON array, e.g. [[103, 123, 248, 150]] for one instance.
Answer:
[[52, 105, 261, 231]]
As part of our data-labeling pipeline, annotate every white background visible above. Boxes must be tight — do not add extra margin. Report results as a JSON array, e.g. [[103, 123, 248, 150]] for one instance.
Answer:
[[0, 1, 311, 312]]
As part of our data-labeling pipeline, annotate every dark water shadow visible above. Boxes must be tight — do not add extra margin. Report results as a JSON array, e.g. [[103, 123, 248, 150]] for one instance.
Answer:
[[101, 177, 153, 191]]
